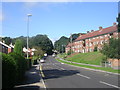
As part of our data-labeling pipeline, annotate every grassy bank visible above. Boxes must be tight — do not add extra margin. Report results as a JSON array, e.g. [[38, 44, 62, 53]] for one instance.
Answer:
[[56, 58, 120, 74], [59, 52, 105, 65]]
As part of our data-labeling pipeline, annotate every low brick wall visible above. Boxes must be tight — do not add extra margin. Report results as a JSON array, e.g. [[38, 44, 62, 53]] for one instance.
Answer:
[[108, 59, 120, 69]]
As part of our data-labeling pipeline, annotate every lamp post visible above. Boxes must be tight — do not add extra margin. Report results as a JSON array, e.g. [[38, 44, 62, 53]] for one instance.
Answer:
[[27, 14, 32, 59]]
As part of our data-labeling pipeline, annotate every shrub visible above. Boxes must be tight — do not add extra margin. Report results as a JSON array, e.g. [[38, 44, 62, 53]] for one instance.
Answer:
[[2, 53, 17, 88], [94, 46, 98, 52], [9, 52, 27, 81], [101, 38, 120, 59], [67, 50, 74, 55]]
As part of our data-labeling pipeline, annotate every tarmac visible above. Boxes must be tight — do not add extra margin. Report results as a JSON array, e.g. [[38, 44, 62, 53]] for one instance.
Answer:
[[14, 64, 46, 90]]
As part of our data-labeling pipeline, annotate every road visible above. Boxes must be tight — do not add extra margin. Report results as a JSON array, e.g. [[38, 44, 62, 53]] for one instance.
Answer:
[[41, 56, 119, 89]]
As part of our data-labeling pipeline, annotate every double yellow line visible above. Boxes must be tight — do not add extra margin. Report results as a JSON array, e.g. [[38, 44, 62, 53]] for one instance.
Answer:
[[40, 64, 45, 78]]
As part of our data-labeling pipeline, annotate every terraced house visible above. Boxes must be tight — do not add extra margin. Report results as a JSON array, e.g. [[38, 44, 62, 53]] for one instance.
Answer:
[[66, 23, 118, 54]]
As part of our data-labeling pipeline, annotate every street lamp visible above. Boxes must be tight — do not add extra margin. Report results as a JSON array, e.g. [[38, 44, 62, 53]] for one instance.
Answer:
[[27, 14, 32, 59]]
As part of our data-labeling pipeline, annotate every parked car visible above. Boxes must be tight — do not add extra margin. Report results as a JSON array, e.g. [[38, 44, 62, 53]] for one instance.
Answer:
[[40, 59, 45, 63]]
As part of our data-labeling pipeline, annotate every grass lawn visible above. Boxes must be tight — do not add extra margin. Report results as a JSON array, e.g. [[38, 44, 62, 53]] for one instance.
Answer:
[[56, 59, 120, 74], [65, 52, 106, 65]]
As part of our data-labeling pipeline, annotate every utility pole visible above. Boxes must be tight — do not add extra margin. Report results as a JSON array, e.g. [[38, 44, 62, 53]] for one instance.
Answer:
[[27, 14, 32, 59], [70, 33, 73, 63], [70, 33, 73, 55]]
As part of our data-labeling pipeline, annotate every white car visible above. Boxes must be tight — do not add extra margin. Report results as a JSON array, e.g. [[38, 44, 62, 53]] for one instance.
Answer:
[[40, 59, 45, 63]]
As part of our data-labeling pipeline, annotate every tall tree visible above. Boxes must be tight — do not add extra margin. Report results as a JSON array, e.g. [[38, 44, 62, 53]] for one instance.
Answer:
[[2, 37, 12, 45], [54, 36, 69, 53], [29, 34, 54, 55], [14, 39, 23, 56]]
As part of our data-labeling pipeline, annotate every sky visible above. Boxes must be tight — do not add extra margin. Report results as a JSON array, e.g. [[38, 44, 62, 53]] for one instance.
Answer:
[[1, 2, 118, 43]]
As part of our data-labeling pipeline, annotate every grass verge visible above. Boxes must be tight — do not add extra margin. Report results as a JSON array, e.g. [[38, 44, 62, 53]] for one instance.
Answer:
[[56, 58, 120, 74]]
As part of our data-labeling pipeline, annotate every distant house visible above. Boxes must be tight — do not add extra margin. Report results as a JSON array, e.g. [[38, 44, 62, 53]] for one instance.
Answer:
[[66, 23, 118, 54], [0, 41, 14, 54]]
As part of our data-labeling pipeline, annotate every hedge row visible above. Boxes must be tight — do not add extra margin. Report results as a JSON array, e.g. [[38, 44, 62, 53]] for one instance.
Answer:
[[2, 52, 27, 89]]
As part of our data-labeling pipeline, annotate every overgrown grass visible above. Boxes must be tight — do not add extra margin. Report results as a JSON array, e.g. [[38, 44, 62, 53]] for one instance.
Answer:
[[56, 59, 120, 74], [65, 52, 106, 65]]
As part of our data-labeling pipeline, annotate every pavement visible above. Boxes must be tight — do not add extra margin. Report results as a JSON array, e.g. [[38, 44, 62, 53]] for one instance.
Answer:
[[14, 64, 46, 90], [41, 56, 120, 89], [13, 56, 120, 89]]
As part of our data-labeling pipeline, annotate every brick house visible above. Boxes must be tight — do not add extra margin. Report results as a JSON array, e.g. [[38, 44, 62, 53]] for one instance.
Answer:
[[66, 23, 118, 54], [0, 41, 14, 54]]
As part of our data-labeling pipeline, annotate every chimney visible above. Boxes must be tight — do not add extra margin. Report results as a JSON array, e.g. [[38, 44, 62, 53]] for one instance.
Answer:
[[113, 22, 117, 26], [87, 31, 89, 33], [91, 30, 94, 32], [99, 26, 102, 30]]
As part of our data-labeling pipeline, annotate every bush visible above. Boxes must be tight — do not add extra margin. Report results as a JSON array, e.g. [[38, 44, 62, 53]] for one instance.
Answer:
[[2, 53, 17, 88], [9, 52, 27, 81], [94, 46, 98, 52], [67, 50, 74, 55], [101, 38, 120, 59]]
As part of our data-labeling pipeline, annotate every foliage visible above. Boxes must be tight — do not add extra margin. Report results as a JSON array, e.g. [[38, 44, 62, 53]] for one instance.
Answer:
[[94, 46, 98, 52], [2, 53, 17, 88], [33, 46, 45, 59], [9, 52, 27, 80], [14, 39, 23, 56], [69, 33, 84, 41], [101, 38, 120, 59], [2, 34, 54, 55], [54, 36, 69, 53], [2, 52, 27, 89], [67, 49, 74, 55], [29, 34, 53, 55], [117, 13, 120, 32], [2, 37, 12, 45]]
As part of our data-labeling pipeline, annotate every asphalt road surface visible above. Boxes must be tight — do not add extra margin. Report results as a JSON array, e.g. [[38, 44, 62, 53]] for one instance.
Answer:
[[41, 56, 119, 89]]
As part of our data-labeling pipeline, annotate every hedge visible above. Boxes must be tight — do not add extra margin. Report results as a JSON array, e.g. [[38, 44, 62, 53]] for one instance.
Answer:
[[2, 52, 27, 89], [2, 53, 17, 88]]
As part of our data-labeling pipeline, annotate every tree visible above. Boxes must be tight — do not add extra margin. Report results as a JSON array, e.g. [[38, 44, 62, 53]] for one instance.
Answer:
[[29, 34, 54, 55], [54, 36, 69, 53], [101, 38, 120, 59], [33, 46, 45, 59], [94, 46, 98, 52], [14, 39, 23, 56], [2, 37, 12, 45], [117, 13, 120, 32]]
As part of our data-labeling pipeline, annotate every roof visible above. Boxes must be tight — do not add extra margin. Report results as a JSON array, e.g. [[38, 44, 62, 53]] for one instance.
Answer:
[[0, 41, 11, 48], [75, 25, 117, 41]]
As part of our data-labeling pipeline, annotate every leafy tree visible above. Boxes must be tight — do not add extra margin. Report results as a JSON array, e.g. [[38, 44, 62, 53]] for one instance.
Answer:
[[29, 34, 53, 55], [67, 49, 74, 55], [33, 46, 45, 59], [54, 36, 69, 53], [94, 46, 98, 52], [2, 37, 12, 45], [14, 39, 23, 56], [101, 38, 120, 59], [117, 13, 120, 32]]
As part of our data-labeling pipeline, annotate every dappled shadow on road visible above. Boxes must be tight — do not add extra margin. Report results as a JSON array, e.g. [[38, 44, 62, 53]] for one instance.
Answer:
[[43, 69, 80, 80]]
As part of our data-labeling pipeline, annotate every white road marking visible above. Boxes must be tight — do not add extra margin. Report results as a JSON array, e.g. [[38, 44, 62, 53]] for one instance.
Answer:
[[60, 68, 65, 70], [99, 81, 120, 88], [76, 73, 91, 79], [40, 75, 47, 89]]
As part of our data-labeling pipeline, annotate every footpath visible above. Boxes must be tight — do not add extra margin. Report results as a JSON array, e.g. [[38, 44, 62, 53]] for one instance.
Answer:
[[14, 64, 46, 90], [57, 57, 120, 76]]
